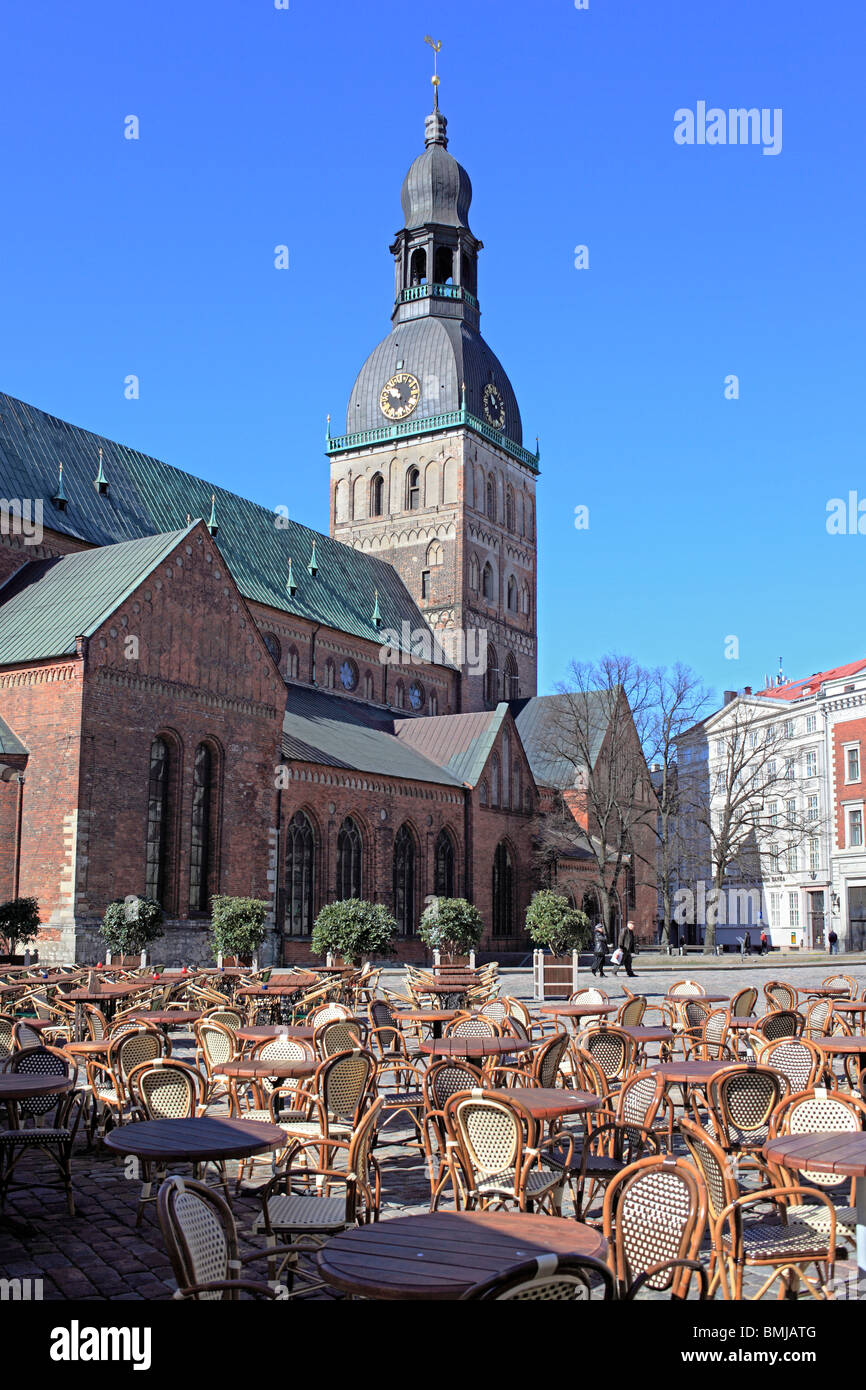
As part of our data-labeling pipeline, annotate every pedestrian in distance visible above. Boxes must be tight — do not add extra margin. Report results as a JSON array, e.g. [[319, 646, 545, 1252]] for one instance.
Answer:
[[611, 920, 637, 978], [828, 928, 839, 956], [590, 922, 607, 978]]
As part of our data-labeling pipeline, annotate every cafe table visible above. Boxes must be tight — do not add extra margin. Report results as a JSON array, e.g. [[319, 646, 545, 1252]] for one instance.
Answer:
[[832, 1000, 866, 1016], [664, 993, 728, 1005], [419, 1037, 530, 1061], [797, 985, 850, 999], [763, 1131, 866, 1276], [394, 1008, 458, 1040], [815, 1034, 866, 1072], [67, 981, 149, 1040], [220, 1057, 317, 1082], [103, 1115, 286, 1170], [127, 1009, 202, 1028], [536, 1003, 617, 1031], [0, 1071, 74, 1126], [499, 1087, 602, 1124], [236, 1024, 315, 1045], [316, 1209, 607, 1300]]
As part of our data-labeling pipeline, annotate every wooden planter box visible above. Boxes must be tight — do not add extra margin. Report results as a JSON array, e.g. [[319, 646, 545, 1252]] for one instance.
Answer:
[[0, 952, 38, 965]]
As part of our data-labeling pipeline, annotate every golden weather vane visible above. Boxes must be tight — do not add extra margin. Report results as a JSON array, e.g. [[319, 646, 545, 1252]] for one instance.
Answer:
[[424, 35, 442, 107]]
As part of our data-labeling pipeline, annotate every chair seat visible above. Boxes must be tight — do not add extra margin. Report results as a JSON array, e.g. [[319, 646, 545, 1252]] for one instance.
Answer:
[[787, 1203, 856, 1241], [253, 1193, 349, 1233], [477, 1167, 562, 1199], [381, 1091, 424, 1108], [724, 1219, 833, 1260], [0, 1128, 72, 1145]]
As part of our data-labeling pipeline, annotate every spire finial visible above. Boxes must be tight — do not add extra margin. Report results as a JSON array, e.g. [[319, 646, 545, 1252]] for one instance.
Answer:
[[307, 539, 318, 577], [52, 460, 68, 511], [286, 556, 297, 597], [207, 493, 219, 536], [424, 36, 442, 110], [372, 588, 383, 630], [94, 445, 109, 494]]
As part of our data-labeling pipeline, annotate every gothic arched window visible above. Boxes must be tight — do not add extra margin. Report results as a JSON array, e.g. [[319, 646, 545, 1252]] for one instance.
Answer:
[[512, 760, 521, 811], [491, 754, 500, 807], [336, 816, 363, 900], [470, 555, 480, 591], [484, 645, 499, 708], [486, 476, 497, 522], [364, 670, 374, 700], [145, 735, 173, 907], [506, 488, 515, 532], [393, 824, 416, 936], [501, 734, 510, 807], [504, 652, 519, 701], [189, 742, 218, 913], [323, 658, 335, 689], [394, 680, 406, 710], [370, 473, 384, 517], [492, 841, 515, 937], [521, 584, 531, 616], [288, 646, 299, 679], [427, 540, 444, 566], [506, 576, 517, 611], [410, 247, 427, 286], [434, 829, 455, 898], [286, 810, 315, 936], [407, 468, 420, 511], [479, 780, 489, 807], [482, 563, 493, 600]]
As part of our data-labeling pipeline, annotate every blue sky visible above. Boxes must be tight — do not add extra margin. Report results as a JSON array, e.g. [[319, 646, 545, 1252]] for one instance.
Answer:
[[1, 0, 863, 702]]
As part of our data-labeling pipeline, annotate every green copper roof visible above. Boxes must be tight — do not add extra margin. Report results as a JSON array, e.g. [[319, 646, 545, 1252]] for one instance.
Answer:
[[0, 526, 193, 664], [0, 392, 441, 657]]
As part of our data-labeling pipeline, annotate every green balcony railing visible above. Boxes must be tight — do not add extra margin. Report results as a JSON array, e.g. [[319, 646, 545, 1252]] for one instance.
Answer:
[[326, 408, 540, 473], [396, 282, 479, 310]]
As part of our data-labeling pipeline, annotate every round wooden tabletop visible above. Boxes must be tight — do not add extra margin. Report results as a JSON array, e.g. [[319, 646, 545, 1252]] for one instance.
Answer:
[[727, 1016, 758, 1029], [653, 1060, 734, 1085], [103, 1115, 287, 1162], [236, 1024, 314, 1042], [220, 1057, 317, 1080], [417, 984, 473, 996], [420, 1037, 529, 1059], [664, 993, 728, 1005], [394, 1010, 458, 1024], [815, 1034, 866, 1054], [0, 1073, 75, 1101], [618, 1026, 673, 1043], [62, 1038, 110, 1055], [235, 980, 313, 997], [68, 983, 144, 1002], [502, 1087, 603, 1122], [764, 1131, 866, 1178], [797, 986, 850, 998], [127, 1010, 202, 1026], [832, 1000, 866, 1012], [316, 1210, 608, 1300], [537, 1003, 617, 1018]]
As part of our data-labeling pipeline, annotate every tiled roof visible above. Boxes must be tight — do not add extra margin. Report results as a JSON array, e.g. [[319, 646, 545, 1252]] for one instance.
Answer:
[[281, 685, 465, 788], [512, 692, 611, 789], [0, 392, 440, 657], [0, 526, 193, 664], [0, 714, 27, 756], [392, 705, 509, 786], [753, 658, 866, 702]]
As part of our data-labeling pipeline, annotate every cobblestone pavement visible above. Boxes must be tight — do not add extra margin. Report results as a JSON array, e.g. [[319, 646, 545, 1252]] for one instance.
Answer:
[[1, 960, 864, 1302]]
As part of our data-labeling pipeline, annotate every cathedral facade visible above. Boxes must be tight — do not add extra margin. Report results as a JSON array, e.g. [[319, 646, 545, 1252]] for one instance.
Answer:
[[0, 99, 655, 964]]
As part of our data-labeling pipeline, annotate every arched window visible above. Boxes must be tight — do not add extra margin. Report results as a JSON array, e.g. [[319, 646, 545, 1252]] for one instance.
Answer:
[[470, 555, 480, 591], [323, 658, 335, 689], [505, 488, 515, 532], [506, 576, 517, 611], [407, 468, 420, 511], [263, 632, 281, 666], [484, 645, 498, 707], [520, 584, 531, 617], [145, 735, 173, 906], [504, 652, 519, 701], [513, 760, 522, 811], [285, 810, 315, 936], [429, 692, 439, 716], [486, 476, 497, 522], [426, 540, 444, 566], [482, 562, 493, 600], [434, 246, 453, 283], [393, 824, 416, 936], [434, 829, 455, 898], [492, 841, 515, 937], [364, 670, 374, 700], [189, 742, 217, 913], [410, 247, 427, 285], [526, 498, 535, 539], [479, 780, 489, 807], [288, 646, 299, 680], [370, 474, 384, 518], [501, 733, 510, 807], [336, 816, 363, 900], [491, 754, 500, 807], [394, 681, 406, 710]]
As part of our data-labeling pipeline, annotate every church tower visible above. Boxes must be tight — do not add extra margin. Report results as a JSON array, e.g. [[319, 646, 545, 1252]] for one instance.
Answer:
[[326, 87, 538, 714]]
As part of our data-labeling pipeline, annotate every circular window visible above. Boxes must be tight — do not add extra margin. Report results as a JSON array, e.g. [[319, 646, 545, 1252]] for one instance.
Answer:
[[408, 680, 425, 711], [263, 633, 281, 665], [340, 659, 359, 692]]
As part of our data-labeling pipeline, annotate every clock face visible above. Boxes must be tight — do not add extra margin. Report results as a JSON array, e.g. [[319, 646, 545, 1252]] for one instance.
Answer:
[[483, 383, 506, 430], [380, 372, 421, 421], [408, 680, 425, 711]]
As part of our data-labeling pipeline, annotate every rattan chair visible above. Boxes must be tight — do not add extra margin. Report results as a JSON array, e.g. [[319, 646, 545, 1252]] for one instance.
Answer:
[[767, 1086, 866, 1252], [274, 1047, 378, 1168], [0, 1045, 85, 1215], [126, 1058, 225, 1224], [442, 1088, 571, 1215], [193, 1018, 238, 1108], [679, 1116, 836, 1300], [668, 980, 705, 998], [157, 1175, 291, 1299], [730, 986, 758, 1017], [754, 1009, 803, 1041], [444, 1014, 501, 1038], [84, 1026, 165, 1139], [602, 1154, 709, 1300], [555, 1069, 665, 1219], [705, 1062, 789, 1171], [681, 1008, 735, 1062], [461, 1252, 616, 1300], [802, 998, 834, 1041], [577, 1024, 636, 1091], [0, 1013, 14, 1059], [615, 995, 646, 1027], [821, 974, 858, 999], [755, 1036, 827, 1093], [764, 980, 798, 1012], [422, 1060, 484, 1210], [569, 987, 609, 1004]]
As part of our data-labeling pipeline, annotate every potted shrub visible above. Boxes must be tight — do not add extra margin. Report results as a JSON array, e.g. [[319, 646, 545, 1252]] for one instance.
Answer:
[[419, 896, 484, 964], [100, 896, 165, 964], [311, 899, 396, 967], [525, 890, 591, 997], [0, 896, 41, 963], [209, 895, 269, 966]]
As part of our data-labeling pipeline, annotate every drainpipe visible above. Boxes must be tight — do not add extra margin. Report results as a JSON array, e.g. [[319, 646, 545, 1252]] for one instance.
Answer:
[[463, 785, 472, 900], [309, 624, 321, 685], [12, 774, 24, 899]]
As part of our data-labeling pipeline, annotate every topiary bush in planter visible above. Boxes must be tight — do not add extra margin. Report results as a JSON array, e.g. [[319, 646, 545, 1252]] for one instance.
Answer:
[[209, 895, 270, 965], [100, 896, 165, 960], [525, 889, 591, 956], [311, 899, 396, 966], [0, 896, 41, 960], [419, 896, 484, 963]]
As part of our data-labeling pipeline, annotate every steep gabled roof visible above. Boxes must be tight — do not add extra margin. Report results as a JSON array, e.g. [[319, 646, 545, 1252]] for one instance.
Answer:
[[0, 526, 193, 664], [392, 705, 510, 786], [0, 392, 441, 658], [281, 685, 465, 788], [753, 658, 866, 702], [511, 692, 612, 790]]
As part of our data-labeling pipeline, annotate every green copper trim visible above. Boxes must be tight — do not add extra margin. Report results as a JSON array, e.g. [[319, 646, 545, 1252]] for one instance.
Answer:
[[396, 282, 479, 310], [325, 408, 540, 473]]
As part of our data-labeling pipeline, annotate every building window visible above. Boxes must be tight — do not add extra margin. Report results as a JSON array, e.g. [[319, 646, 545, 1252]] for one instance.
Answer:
[[789, 892, 800, 928], [407, 468, 421, 511], [336, 816, 363, 899], [370, 473, 384, 517], [286, 811, 315, 935], [783, 719, 795, 738], [809, 837, 820, 872], [785, 758, 795, 781], [484, 645, 498, 707], [770, 892, 780, 928], [323, 658, 335, 689], [505, 488, 515, 532], [482, 562, 493, 600], [486, 476, 496, 522], [470, 555, 480, 591], [808, 794, 819, 820], [490, 754, 500, 807], [394, 681, 405, 710], [393, 824, 416, 936], [512, 760, 521, 811], [768, 843, 779, 872], [340, 659, 358, 692], [492, 841, 515, 936], [189, 743, 216, 913], [501, 734, 510, 807], [288, 646, 299, 679], [429, 692, 438, 716], [408, 680, 425, 711], [766, 760, 777, 780], [426, 541, 444, 566], [787, 844, 799, 873], [806, 714, 817, 733], [848, 808, 864, 848], [785, 798, 796, 823], [521, 583, 530, 616], [421, 570, 431, 600], [846, 745, 861, 784], [805, 750, 818, 779], [434, 830, 455, 898], [479, 779, 488, 807], [263, 633, 281, 666], [364, 670, 374, 700], [768, 801, 778, 828], [410, 247, 427, 285], [506, 576, 516, 611], [145, 736, 172, 906]]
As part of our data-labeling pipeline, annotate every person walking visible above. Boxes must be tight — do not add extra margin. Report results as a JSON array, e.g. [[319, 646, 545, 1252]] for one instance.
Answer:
[[612, 920, 637, 978], [760, 929, 768, 956], [828, 928, 838, 956], [744, 929, 752, 957], [590, 922, 608, 978]]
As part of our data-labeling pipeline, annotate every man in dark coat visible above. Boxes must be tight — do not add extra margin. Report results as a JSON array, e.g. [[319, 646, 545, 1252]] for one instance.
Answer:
[[615, 921, 637, 978], [590, 922, 607, 977]]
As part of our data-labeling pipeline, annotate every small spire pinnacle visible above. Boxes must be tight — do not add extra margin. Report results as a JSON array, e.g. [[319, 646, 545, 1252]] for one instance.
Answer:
[[326, 413, 331, 443], [94, 446, 109, 494], [186, 513, 191, 525], [286, 556, 297, 596], [207, 493, 219, 537], [52, 460, 68, 511], [424, 35, 442, 110], [307, 540, 318, 577], [372, 588, 382, 629]]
